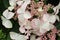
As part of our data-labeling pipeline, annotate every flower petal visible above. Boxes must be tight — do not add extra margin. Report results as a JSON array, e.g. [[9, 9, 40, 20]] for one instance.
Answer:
[[43, 14, 57, 23], [8, 6, 14, 11], [38, 7, 43, 12], [48, 15, 56, 23], [9, 0, 17, 6], [17, 1, 23, 6], [55, 15, 60, 21], [40, 22, 54, 34], [24, 11, 32, 19], [17, 0, 31, 14], [42, 13, 50, 22], [24, 20, 32, 29], [19, 27, 25, 33], [31, 18, 42, 29], [3, 9, 15, 19], [10, 32, 26, 40], [1, 16, 12, 28], [18, 14, 25, 25], [30, 35, 36, 40]]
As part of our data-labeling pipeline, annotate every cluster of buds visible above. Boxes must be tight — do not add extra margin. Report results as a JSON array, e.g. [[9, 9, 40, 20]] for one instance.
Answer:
[[1, 0, 60, 40]]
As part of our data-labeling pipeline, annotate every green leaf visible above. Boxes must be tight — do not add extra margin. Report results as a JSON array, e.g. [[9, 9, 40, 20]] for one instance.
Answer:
[[6, 34, 11, 40], [44, 0, 48, 4], [0, 11, 2, 16], [0, 29, 6, 39], [54, 21, 60, 30], [0, 0, 6, 12], [34, 0, 39, 3], [2, 0, 10, 8], [47, 8, 54, 13], [10, 19, 20, 33], [56, 35, 60, 40]]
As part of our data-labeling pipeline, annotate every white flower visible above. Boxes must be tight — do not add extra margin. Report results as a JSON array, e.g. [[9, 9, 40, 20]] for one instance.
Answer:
[[10, 32, 27, 40], [3, 9, 15, 19], [1, 16, 12, 28]]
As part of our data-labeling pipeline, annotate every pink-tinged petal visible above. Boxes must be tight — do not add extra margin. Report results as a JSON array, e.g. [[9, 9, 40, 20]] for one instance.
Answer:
[[40, 22, 54, 34], [31, 18, 41, 29], [24, 20, 32, 29], [42, 14, 57, 23], [42, 13, 50, 22], [18, 14, 25, 25], [48, 15, 56, 23], [17, 0, 31, 14]]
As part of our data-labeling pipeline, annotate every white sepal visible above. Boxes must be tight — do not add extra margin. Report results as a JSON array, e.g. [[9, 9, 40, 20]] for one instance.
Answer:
[[9, 0, 17, 6], [16, 1, 23, 6], [3, 9, 15, 19], [10, 32, 27, 40], [1, 16, 12, 28], [8, 6, 14, 11], [17, 0, 31, 14]]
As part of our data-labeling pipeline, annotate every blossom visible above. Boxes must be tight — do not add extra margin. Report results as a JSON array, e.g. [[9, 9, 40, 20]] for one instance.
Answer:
[[1, 0, 60, 40]]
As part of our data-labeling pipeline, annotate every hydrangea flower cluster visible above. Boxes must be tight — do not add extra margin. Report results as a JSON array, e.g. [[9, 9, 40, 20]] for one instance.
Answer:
[[1, 0, 60, 40]]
